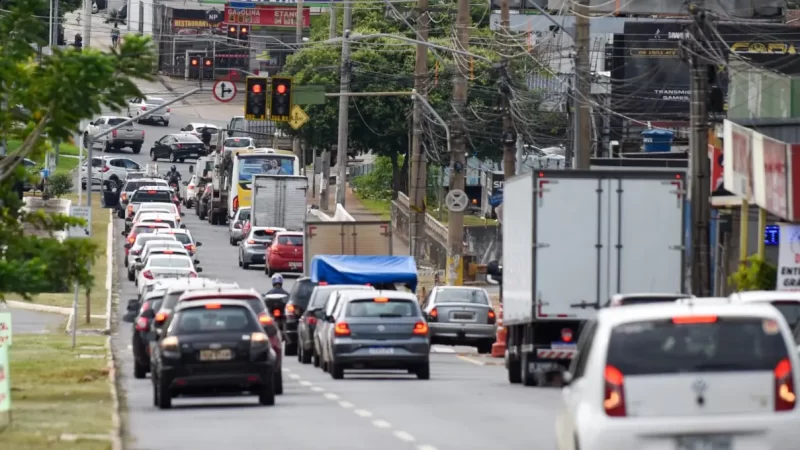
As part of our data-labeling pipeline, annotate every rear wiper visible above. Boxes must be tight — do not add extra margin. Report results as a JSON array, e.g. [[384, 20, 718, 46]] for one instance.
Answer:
[[378, 313, 403, 318], [686, 363, 754, 372]]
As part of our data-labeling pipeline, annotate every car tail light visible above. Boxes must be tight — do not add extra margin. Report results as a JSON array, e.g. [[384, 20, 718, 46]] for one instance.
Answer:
[[251, 332, 268, 343], [272, 308, 281, 318], [258, 313, 273, 325], [188, 184, 194, 190], [427, 307, 438, 322], [412, 322, 428, 335], [121, 193, 127, 201], [176, 144, 183, 149], [127, 235, 136, 244], [135, 317, 149, 331], [131, 249, 140, 255], [487, 309, 496, 325], [112, 129, 117, 138], [166, 108, 171, 113], [186, 244, 196, 253], [561, 328, 574, 343], [775, 358, 796, 411], [603, 365, 626, 417], [286, 304, 296, 316], [306, 315, 317, 325], [160, 336, 179, 351], [319, 282, 328, 286], [334, 322, 351, 337], [189, 272, 197, 278], [234, 223, 241, 229], [141, 105, 147, 111], [154, 312, 169, 323], [232, 196, 239, 211], [102, 165, 110, 172], [247, 239, 255, 244], [142, 270, 154, 279]]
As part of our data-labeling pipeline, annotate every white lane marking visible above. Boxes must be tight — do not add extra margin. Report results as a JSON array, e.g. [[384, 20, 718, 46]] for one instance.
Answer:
[[289, 374, 301, 380], [127, 345, 132, 351], [354, 409, 373, 418], [417, 446, 439, 450], [456, 355, 486, 366], [393, 431, 415, 442], [311, 386, 324, 392], [324, 392, 340, 400], [430, 345, 455, 354], [282, 368, 290, 373], [372, 419, 391, 429], [338, 400, 354, 408], [299, 380, 312, 387]]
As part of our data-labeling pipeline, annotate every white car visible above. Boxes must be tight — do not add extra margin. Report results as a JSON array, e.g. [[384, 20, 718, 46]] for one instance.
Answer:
[[127, 97, 171, 126], [80, 156, 142, 190], [125, 233, 177, 269], [153, 228, 201, 257], [131, 202, 180, 224], [135, 212, 180, 229], [131, 244, 193, 282], [729, 291, 800, 334], [124, 187, 178, 223], [180, 123, 219, 142], [555, 301, 800, 450], [135, 254, 200, 289], [222, 136, 255, 153]]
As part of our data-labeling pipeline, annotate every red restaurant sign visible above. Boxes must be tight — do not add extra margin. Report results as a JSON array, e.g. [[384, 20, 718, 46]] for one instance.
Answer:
[[224, 5, 310, 28], [761, 136, 789, 220]]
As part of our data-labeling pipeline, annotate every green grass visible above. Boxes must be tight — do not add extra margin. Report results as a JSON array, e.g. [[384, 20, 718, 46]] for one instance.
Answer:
[[3, 334, 113, 450], [33, 194, 111, 324], [354, 193, 497, 227], [56, 156, 80, 174]]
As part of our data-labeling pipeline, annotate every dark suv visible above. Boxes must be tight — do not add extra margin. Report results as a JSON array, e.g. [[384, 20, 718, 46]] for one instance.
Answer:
[[283, 277, 317, 356]]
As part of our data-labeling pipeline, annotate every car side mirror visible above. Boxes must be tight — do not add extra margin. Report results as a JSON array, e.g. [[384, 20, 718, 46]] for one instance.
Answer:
[[180, 212, 186, 217], [126, 299, 141, 312], [196, 242, 202, 247], [121, 231, 127, 236], [326, 315, 334, 322], [182, 181, 189, 186], [124, 243, 132, 249], [226, 129, 234, 137], [134, 257, 141, 263], [180, 223, 187, 229], [196, 267, 203, 273], [562, 371, 574, 386], [188, 166, 194, 173], [194, 259, 200, 265]]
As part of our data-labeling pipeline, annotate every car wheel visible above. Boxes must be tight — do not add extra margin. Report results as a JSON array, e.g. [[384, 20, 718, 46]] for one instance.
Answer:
[[157, 375, 172, 409], [238, 252, 243, 267], [266, 265, 274, 277], [133, 360, 147, 379], [150, 150, 157, 161], [415, 362, 430, 380], [132, 145, 141, 154], [329, 360, 344, 380], [179, 159, 185, 163], [164, 121, 169, 127], [169, 152, 177, 163], [127, 269, 134, 282], [258, 372, 275, 406], [123, 257, 128, 268], [242, 261, 250, 270], [312, 352, 320, 368], [229, 237, 236, 246], [117, 209, 124, 219], [297, 345, 303, 362], [284, 341, 297, 357], [274, 371, 283, 395], [127, 107, 132, 118], [300, 345, 312, 364]]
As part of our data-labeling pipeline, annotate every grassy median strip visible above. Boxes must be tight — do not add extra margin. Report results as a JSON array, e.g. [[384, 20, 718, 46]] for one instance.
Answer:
[[4, 334, 112, 450], [33, 194, 110, 324]]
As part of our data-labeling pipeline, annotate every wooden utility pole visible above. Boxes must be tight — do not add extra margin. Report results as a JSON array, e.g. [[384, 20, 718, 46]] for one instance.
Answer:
[[500, 0, 516, 179], [294, 0, 304, 174], [409, 0, 429, 259], [446, 0, 469, 285], [573, 0, 591, 168]]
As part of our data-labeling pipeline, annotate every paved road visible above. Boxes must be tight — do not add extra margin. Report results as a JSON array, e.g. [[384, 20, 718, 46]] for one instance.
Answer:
[[1, 307, 64, 333]]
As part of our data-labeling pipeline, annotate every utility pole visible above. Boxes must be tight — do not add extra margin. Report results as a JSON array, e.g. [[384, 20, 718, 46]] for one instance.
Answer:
[[329, 1, 337, 39], [446, 0, 470, 286], [688, 6, 712, 296], [82, 0, 91, 50], [572, 0, 591, 169], [500, 0, 516, 179], [409, 0, 429, 259], [318, 2, 337, 207], [334, 1, 353, 207], [294, 0, 304, 174], [53, 0, 59, 46]]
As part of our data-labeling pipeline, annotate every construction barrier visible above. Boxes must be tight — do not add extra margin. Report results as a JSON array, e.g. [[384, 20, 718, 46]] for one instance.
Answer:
[[491, 304, 506, 358]]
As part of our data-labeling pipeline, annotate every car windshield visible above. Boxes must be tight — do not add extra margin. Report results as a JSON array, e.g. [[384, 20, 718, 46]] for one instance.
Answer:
[[107, 118, 127, 126], [612, 295, 688, 306], [277, 235, 303, 246], [172, 306, 257, 334], [132, 225, 166, 235], [149, 257, 192, 268], [140, 218, 176, 228], [132, 190, 172, 203], [225, 139, 252, 148], [771, 302, 800, 330], [309, 286, 372, 309], [607, 317, 790, 375], [346, 299, 417, 317], [160, 232, 191, 245], [289, 279, 317, 310], [435, 289, 489, 305]]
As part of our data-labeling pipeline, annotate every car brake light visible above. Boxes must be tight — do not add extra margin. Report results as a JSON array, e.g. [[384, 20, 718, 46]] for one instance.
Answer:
[[232, 196, 239, 211], [154, 312, 169, 323], [188, 184, 194, 189], [374, 297, 389, 303], [428, 307, 438, 322], [265, 230, 275, 235], [102, 165, 110, 172], [135, 317, 149, 331], [488, 309, 496, 325], [166, 108, 171, 113], [189, 272, 198, 278], [147, 190, 156, 194], [334, 322, 351, 336], [412, 322, 428, 335], [307, 316, 317, 325], [318, 282, 328, 286], [672, 315, 717, 324], [234, 223, 241, 229], [112, 129, 117, 138], [142, 270, 153, 279], [603, 365, 626, 417], [286, 304, 296, 316], [205, 303, 221, 309], [258, 313, 273, 325], [162, 250, 173, 254], [561, 328, 573, 342], [186, 244, 196, 252], [247, 239, 255, 244], [127, 235, 136, 244], [272, 309, 281, 317], [775, 358, 796, 411], [141, 105, 147, 111]]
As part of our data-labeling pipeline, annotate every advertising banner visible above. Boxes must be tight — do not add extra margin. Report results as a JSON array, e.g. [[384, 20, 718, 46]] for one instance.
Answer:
[[788, 145, 800, 222], [0, 313, 10, 347], [224, 4, 310, 27], [777, 224, 800, 291], [758, 135, 789, 220], [0, 344, 9, 413], [723, 120, 755, 202]]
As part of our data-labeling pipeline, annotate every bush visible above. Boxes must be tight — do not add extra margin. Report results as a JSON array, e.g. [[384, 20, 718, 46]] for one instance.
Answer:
[[728, 255, 777, 291], [46, 172, 73, 199], [351, 156, 394, 201]]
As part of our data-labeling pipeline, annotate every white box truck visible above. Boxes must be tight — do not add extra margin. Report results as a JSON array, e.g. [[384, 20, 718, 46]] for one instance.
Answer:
[[503, 170, 686, 386], [303, 221, 393, 275], [251, 174, 308, 230]]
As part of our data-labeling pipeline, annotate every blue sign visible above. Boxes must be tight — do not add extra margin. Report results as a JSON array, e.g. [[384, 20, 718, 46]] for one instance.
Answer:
[[488, 193, 503, 208], [765, 225, 780, 246]]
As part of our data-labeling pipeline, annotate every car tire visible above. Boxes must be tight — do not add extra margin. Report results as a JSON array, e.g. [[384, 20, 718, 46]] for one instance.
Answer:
[[242, 261, 250, 270], [266, 265, 274, 277], [312, 351, 320, 368], [127, 269, 134, 282], [179, 158, 185, 163], [229, 237, 236, 246], [150, 150, 157, 161], [117, 209, 124, 219], [477, 341, 493, 355], [123, 257, 128, 268], [284, 341, 298, 357], [169, 152, 178, 163], [132, 145, 141, 154], [164, 121, 169, 127], [274, 371, 283, 395], [300, 345, 312, 364], [133, 360, 147, 379], [103, 140, 111, 152], [415, 362, 431, 380], [156, 375, 172, 409], [258, 372, 276, 406], [329, 360, 344, 380], [521, 352, 537, 386]]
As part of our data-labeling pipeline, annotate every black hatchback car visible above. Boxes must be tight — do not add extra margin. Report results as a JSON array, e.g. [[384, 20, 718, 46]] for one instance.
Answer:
[[149, 134, 206, 163], [283, 277, 317, 356], [150, 299, 278, 409]]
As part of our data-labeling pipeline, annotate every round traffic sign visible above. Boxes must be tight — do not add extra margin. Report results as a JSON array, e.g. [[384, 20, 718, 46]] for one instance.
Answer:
[[445, 189, 469, 212], [212, 80, 237, 103], [561, 328, 573, 342]]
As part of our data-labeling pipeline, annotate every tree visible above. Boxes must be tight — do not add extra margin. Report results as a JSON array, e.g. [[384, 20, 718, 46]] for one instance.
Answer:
[[0, 0, 156, 301]]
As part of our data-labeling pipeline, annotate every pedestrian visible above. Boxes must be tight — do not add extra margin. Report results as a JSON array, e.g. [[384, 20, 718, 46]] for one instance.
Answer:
[[39, 164, 50, 195], [111, 23, 120, 49]]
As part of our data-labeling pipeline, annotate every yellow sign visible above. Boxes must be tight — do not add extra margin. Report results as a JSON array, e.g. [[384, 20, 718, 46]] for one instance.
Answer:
[[289, 105, 309, 130], [730, 42, 796, 54]]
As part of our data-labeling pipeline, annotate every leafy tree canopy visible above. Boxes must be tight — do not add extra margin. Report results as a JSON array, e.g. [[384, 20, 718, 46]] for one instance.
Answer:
[[0, 0, 156, 300]]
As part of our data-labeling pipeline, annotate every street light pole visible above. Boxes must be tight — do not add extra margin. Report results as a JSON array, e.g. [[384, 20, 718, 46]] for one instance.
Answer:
[[334, 3, 353, 207]]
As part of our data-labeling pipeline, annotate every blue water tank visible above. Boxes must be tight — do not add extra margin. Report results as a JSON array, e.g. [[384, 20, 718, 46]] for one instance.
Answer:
[[641, 129, 674, 152]]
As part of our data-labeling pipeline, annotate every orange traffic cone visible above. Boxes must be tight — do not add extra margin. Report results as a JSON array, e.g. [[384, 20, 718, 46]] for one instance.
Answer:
[[491, 305, 506, 358]]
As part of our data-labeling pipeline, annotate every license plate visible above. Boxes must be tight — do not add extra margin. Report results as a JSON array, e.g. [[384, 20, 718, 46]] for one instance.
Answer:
[[368, 347, 394, 355], [551, 342, 578, 350], [452, 312, 474, 320], [124, 141, 133, 145], [289, 262, 301, 269], [199, 349, 233, 361], [676, 436, 732, 450]]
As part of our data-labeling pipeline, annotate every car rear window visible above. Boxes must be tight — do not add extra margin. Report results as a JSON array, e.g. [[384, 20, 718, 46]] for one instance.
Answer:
[[277, 235, 303, 246], [124, 180, 149, 191], [308, 286, 372, 309], [107, 118, 127, 126], [253, 230, 275, 240], [136, 235, 176, 246], [346, 299, 418, 318], [238, 209, 251, 221], [435, 289, 489, 305], [132, 225, 166, 235], [771, 302, 800, 329], [288, 279, 317, 309], [140, 218, 176, 228], [172, 306, 257, 334], [607, 317, 790, 375], [176, 135, 202, 143], [150, 257, 192, 268], [225, 139, 252, 148], [612, 295, 687, 306], [132, 191, 172, 203], [160, 232, 191, 245]]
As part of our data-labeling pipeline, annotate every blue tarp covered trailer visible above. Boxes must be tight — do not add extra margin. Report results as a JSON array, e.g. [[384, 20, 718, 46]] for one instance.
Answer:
[[310, 255, 419, 292]]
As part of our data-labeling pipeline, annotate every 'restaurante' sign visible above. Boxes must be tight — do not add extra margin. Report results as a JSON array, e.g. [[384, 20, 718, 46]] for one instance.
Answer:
[[224, 4, 310, 27]]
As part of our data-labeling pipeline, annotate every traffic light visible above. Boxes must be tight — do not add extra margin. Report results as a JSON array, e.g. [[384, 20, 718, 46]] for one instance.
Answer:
[[188, 56, 200, 79], [227, 25, 238, 40], [202, 57, 214, 80], [245, 77, 268, 121], [239, 26, 249, 41], [269, 76, 293, 122]]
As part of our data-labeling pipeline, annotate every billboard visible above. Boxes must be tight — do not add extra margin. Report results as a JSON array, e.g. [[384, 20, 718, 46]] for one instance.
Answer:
[[723, 120, 755, 202]]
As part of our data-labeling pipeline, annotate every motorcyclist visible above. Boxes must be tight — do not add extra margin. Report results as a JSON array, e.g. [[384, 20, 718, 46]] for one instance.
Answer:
[[165, 165, 181, 183], [266, 274, 289, 296], [200, 127, 212, 152]]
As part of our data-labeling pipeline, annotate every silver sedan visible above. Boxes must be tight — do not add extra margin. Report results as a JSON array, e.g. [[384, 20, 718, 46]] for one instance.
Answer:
[[421, 286, 497, 354], [228, 207, 250, 246], [238, 226, 280, 269]]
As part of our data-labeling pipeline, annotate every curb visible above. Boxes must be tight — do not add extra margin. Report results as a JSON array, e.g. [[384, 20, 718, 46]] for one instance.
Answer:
[[6, 300, 72, 315], [104, 209, 124, 450]]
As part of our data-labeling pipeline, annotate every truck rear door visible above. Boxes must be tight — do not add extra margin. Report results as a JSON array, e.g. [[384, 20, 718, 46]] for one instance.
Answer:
[[303, 222, 393, 271]]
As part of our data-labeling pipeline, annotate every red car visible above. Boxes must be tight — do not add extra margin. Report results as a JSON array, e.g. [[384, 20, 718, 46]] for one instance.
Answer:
[[123, 223, 170, 255], [266, 231, 303, 276]]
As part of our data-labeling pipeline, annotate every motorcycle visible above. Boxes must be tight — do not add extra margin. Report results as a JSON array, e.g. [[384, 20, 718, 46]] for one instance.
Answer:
[[264, 293, 289, 334]]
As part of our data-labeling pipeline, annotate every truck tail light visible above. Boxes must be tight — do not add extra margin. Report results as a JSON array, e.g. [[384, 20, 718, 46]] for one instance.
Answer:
[[603, 365, 626, 417]]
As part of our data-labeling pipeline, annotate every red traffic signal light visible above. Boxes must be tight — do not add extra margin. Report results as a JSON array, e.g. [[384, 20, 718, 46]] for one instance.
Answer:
[[276, 84, 287, 95], [204, 59, 212, 67], [229, 26, 236, 33], [240, 26, 249, 34], [190, 58, 199, 66], [252, 84, 262, 94]]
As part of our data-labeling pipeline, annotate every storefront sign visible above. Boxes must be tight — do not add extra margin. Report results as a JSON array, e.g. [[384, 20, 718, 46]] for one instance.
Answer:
[[777, 224, 800, 291], [723, 120, 755, 202], [173, 19, 214, 28], [759, 135, 789, 220], [224, 4, 310, 27]]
